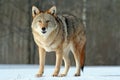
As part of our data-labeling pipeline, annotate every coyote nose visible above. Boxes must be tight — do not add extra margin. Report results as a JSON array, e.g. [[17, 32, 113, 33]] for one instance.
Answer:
[[41, 27, 46, 31], [41, 27, 46, 34]]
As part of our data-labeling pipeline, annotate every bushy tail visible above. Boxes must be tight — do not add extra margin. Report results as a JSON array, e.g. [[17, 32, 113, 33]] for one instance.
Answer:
[[80, 44, 85, 71]]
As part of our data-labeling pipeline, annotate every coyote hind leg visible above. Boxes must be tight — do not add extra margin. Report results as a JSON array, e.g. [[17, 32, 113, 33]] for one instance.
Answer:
[[71, 41, 85, 76]]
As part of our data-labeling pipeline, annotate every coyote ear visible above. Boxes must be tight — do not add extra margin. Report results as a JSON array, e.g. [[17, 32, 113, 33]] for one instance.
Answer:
[[32, 6, 40, 18], [48, 6, 56, 15]]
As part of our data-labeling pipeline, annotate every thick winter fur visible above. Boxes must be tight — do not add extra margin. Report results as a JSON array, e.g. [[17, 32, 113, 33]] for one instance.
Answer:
[[31, 6, 86, 77]]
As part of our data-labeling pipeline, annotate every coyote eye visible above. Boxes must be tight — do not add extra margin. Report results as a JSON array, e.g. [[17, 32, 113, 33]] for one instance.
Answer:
[[39, 20, 42, 23], [46, 20, 50, 23]]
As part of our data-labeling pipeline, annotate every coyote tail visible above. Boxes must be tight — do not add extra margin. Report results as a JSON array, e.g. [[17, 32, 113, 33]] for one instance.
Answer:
[[80, 44, 86, 71]]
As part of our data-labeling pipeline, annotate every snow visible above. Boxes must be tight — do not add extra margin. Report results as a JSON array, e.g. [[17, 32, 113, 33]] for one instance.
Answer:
[[0, 65, 120, 80]]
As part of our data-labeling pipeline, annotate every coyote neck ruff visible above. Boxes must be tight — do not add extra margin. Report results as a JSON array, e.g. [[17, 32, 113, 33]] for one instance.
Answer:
[[31, 6, 86, 77]]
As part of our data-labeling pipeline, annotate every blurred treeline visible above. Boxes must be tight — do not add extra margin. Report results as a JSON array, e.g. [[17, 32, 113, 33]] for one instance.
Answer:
[[0, 0, 120, 65]]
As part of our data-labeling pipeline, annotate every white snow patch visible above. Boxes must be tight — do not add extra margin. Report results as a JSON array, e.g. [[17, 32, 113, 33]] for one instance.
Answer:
[[0, 65, 120, 80]]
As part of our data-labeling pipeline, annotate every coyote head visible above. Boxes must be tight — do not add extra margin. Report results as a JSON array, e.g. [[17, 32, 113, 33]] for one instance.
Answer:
[[32, 6, 58, 36]]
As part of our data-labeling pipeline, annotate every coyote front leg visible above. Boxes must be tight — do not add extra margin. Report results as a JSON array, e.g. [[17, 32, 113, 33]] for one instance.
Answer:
[[60, 52, 70, 77], [52, 49, 63, 77], [36, 47, 46, 77]]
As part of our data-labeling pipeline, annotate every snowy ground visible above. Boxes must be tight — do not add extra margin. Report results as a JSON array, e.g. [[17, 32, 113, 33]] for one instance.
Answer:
[[0, 65, 120, 80]]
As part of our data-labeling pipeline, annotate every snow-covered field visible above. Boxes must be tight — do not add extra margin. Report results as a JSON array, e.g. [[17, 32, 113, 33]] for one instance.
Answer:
[[0, 65, 120, 80]]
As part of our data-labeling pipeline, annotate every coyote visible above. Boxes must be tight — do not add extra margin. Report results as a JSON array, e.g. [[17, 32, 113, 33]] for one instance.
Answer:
[[31, 5, 86, 77]]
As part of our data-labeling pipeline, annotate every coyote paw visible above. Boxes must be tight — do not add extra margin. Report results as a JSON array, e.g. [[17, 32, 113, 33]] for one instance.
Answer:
[[36, 73, 43, 77], [74, 73, 80, 76], [52, 73, 58, 77], [59, 74, 66, 77]]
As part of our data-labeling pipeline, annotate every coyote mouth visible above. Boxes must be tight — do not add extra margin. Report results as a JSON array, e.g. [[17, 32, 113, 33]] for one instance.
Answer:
[[42, 31, 47, 34]]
